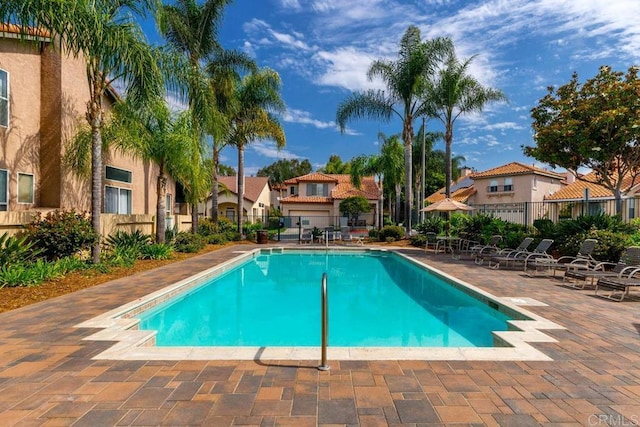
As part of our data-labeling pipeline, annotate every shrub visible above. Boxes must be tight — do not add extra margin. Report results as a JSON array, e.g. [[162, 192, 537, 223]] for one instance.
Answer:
[[105, 246, 138, 267], [25, 210, 99, 261], [563, 230, 630, 261], [379, 225, 404, 241], [197, 218, 218, 237], [140, 243, 173, 260], [0, 256, 84, 288], [105, 230, 151, 259], [206, 233, 228, 245], [0, 233, 41, 267], [533, 218, 555, 237], [368, 229, 380, 240], [225, 231, 242, 242], [415, 217, 445, 235], [165, 224, 178, 243], [410, 234, 427, 247], [243, 222, 263, 241], [385, 236, 395, 243], [173, 232, 206, 253]]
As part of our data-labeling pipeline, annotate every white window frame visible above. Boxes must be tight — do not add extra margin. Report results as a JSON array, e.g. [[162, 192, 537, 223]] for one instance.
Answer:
[[0, 69, 9, 128], [17, 172, 34, 204], [504, 177, 513, 191], [104, 185, 132, 214], [105, 165, 132, 184], [489, 179, 498, 193], [165, 193, 172, 215], [0, 168, 8, 211], [533, 175, 538, 190]]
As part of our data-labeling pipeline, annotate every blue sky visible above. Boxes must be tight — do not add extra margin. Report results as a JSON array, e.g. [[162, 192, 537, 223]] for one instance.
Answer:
[[147, 0, 640, 176]]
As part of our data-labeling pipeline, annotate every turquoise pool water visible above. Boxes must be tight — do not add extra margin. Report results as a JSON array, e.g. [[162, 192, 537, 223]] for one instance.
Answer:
[[137, 250, 513, 347]]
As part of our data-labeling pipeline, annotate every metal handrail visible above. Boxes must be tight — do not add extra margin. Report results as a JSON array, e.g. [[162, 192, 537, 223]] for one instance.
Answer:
[[318, 272, 330, 371]]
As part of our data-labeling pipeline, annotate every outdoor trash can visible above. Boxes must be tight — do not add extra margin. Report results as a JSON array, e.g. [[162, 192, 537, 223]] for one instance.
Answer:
[[257, 230, 268, 244]]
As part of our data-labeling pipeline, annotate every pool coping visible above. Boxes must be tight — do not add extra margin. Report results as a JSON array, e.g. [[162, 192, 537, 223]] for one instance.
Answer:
[[75, 246, 565, 361]]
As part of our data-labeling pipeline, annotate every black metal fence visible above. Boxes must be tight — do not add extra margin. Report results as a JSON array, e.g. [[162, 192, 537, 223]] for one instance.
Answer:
[[468, 199, 637, 226]]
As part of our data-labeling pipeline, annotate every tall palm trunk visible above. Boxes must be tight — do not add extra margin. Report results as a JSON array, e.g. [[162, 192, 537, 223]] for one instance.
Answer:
[[402, 117, 414, 236], [237, 143, 245, 234], [211, 147, 220, 222], [156, 166, 167, 243], [191, 204, 198, 233], [88, 79, 103, 264], [394, 183, 402, 224], [445, 121, 453, 198]]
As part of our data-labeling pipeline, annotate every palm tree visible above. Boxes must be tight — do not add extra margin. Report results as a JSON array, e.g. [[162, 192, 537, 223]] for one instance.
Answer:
[[104, 100, 197, 243], [425, 51, 506, 198], [206, 52, 257, 222], [2, 0, 163, 263], [350, 133, 404, 224], [225, 69, 286, 233], [336, 26, 452, 235], [158, 0, 256, 225]]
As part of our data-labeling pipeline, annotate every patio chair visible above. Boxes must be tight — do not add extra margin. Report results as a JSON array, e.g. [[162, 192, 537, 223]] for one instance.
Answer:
[[594, 268, 640, 301], [488, 239, 554, 270], [340, 226, 364, 246], [300, 229, 313, 244], [424, 232, 438, 252], [452, 234, 501, 260], [524, 238, 598, 277], [323, 226, 337, 242], [475, 236, 534, 265], [563, 246, 640, 289]]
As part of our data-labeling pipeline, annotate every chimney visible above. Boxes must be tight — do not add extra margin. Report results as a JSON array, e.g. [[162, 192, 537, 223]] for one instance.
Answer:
[[459, 167, 473, 177], [565, 171, 576, 184]]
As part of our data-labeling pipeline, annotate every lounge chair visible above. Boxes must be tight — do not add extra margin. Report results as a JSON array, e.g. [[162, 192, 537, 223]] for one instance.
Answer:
[[452, 234, 502, 260], [340, 226, 364, 245], [476, 237, 534, 265], [594, 269, 640, 301], [300, 229, 313, 244], [524, 238, 597, 277], [488, 239, 554, 270], [563, 246, 640, 289]]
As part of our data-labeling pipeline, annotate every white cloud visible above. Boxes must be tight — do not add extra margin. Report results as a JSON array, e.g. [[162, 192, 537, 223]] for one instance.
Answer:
[[283, 108, 335, 129], [484, 122, 526, 131], [251, 141, 301, 159], [313, 47, 383, 91], [279, 0, 301, 10]]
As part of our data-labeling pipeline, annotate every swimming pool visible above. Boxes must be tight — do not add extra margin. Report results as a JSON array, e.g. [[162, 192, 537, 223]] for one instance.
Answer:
[[137, 250, 512, 347], [77, 247, 565, 361]]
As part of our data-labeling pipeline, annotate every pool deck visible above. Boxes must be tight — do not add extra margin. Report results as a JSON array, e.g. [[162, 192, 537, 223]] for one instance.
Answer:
[[0, 243, 639, 426]]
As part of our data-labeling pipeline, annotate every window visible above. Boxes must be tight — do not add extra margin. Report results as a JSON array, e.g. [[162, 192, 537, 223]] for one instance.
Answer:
[[0, 169, 7, 211], [17, 173, 34, 204], [629, 204, 635, 220], [105, 186, 132, 214], [105, 166, 132, 183], [165, 194, 172, 215], [503, 177, 513, 192], [290, 186, 297, 195], [0, 69, 8, 128], [306, 183, 328, 196], [489, 180, 498, 193], [225, 207, 235, 220], [533, 175, 538, 189]]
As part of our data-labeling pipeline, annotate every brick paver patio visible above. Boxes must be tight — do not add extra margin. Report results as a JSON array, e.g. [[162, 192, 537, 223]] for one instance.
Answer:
[[0, 244, 639, 426]]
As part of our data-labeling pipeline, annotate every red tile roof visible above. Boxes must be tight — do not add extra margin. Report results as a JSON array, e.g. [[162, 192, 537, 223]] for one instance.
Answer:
[[471, 162, 564, 179], [0, 23, 50, 39], [216, 176, 269, 203], [280, 174, 379, 203], [426, 186, 477, 203], [283, 172, 338, 184], [545, 171, 640, 200]]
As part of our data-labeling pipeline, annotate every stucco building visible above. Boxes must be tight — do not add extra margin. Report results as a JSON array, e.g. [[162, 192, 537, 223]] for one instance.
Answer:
[[0, 24, 175, 218]]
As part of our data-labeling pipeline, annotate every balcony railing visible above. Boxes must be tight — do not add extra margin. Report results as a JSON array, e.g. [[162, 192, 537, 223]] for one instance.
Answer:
[[487, 185, 514, 193]]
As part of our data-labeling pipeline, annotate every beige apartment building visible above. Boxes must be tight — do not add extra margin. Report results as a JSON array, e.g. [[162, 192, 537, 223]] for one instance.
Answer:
[[0, 24, 175, 222]]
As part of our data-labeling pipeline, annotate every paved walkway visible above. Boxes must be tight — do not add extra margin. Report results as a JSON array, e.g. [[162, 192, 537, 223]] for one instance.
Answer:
[[0, 244, 639, 426]]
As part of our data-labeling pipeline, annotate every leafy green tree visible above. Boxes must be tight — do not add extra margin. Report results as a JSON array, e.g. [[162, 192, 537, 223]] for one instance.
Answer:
[[351, 133, 405, 223], [339, 196, 372, 223], [318, 154, 351, 174], [425, 50, 506, 198], [525, 66, 640, 214], [226, 69, 286, 233], [336, 26, 453, 235], [2, 0, 164, 263], [218, 164, 236, 176], [257, 159, 312, 184], [102, 100, 198, 243]]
